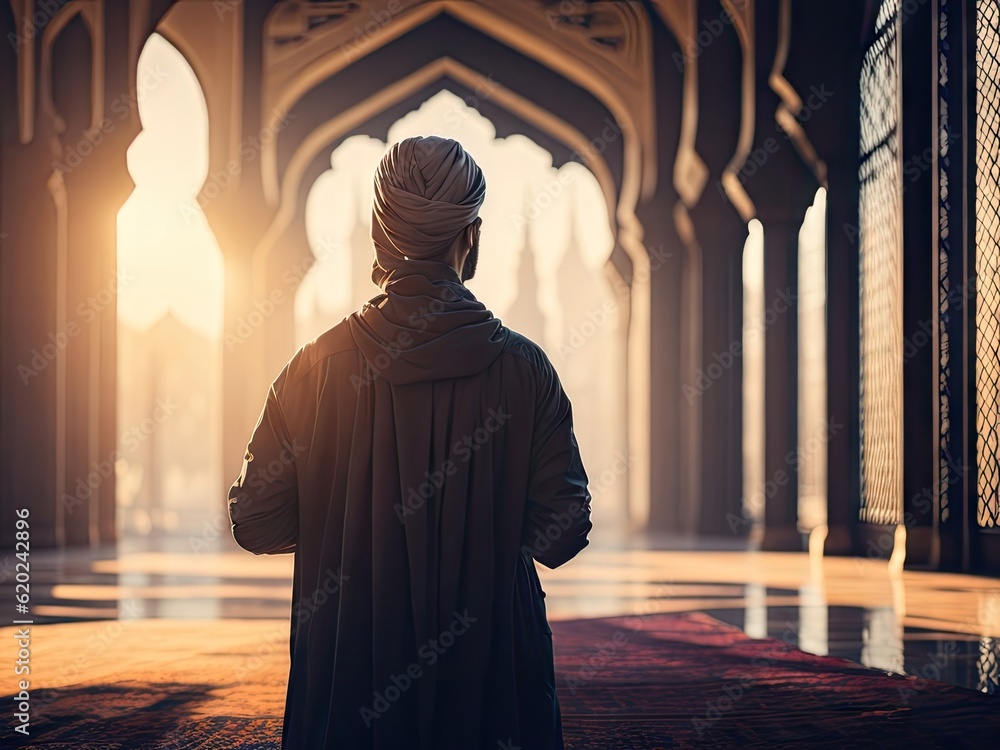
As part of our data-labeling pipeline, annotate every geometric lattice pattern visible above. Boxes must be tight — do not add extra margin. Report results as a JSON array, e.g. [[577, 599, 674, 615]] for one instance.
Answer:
[[977, 637, 1000, 693], [976, 0, 1000, 527], [939, 0, 953, 522], [859, 0, 904, 525]]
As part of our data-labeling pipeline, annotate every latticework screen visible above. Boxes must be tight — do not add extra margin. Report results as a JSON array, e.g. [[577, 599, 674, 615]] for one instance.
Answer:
[[939, 0, 954, 522], [858, 0, 904, 526], [976, 0, 1000, 528], [978, 637, 999, 693]]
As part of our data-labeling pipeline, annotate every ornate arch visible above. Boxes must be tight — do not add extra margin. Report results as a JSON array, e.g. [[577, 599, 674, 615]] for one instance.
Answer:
[[39, 0, 104, 137], [720, 0, 757, 223], [258, 0, 656, 206], [252, 52, 652, 524], [768, 0, 826, 188], [250, 0, 658, 525], [156, 1, 246, 191]]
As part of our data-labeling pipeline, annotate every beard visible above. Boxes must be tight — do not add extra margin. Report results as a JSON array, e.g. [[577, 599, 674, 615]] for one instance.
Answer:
[[461, 235, 480, 281]]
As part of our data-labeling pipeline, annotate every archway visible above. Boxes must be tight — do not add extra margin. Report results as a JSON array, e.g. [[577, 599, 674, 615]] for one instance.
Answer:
[[115, 34, 225, 546], [249, 1, 656, 527], [294, 90, 629, 541]]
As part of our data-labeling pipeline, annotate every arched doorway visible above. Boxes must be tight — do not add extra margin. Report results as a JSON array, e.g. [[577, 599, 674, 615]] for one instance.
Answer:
[[293, 90, 629, 542], [116, 34, 225, 547]]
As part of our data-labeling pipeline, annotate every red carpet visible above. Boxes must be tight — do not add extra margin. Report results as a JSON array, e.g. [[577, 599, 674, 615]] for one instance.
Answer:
[[10, 612, 998, 749], [552, 611, 998, 748]]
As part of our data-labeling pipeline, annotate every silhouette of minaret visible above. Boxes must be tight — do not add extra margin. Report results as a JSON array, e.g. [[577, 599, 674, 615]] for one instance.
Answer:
[[557, 191, 606, 359], [504, 190, 547, 347], [143, 312, 215, 534]]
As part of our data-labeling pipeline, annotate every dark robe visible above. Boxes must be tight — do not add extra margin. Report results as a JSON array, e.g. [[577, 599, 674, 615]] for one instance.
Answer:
[[228, 261, 592, 750]]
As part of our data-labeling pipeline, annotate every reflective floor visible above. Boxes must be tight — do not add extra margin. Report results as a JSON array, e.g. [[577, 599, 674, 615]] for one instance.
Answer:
[[4, 533, 998, 694]]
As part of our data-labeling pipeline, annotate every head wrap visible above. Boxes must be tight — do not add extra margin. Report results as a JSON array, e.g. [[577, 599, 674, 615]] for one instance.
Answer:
[[370, 136, 486, 287]]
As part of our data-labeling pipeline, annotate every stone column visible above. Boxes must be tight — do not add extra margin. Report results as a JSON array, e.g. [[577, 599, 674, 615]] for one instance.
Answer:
[[747, 0, 820, 551]]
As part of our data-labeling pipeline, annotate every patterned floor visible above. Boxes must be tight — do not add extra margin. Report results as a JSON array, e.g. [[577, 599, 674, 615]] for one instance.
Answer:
[[5, 543, 997, 694], [5, 611, 998, 749]]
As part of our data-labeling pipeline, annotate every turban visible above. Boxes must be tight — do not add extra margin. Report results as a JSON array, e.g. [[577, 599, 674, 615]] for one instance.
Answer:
[[370, 136, 485, 287]]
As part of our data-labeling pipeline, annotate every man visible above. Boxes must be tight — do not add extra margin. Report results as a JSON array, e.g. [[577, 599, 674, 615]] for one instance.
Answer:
[[228, 136, 592, 750]]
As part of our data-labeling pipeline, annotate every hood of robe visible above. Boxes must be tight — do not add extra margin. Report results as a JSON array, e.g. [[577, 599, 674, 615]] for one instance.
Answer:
[[347, 260, 508, 386]]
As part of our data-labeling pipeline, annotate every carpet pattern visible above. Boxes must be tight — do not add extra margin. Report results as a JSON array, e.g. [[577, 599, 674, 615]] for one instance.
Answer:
[[552, 611, 998, 748], [7, 612, 998, 749]]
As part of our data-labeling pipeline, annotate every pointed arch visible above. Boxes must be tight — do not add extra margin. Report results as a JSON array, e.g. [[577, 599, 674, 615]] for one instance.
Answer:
[[254, 55, 651, 524]]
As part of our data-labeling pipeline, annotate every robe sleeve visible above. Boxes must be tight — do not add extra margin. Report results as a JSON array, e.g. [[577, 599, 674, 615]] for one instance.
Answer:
[[228, 380, 299, 555], [521, 358, 592, 569]]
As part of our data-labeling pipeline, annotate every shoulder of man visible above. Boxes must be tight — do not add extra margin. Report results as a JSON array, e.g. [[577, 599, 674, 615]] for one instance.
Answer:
[[502, 328, 556, 378], [277, 317, 358, 392]]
